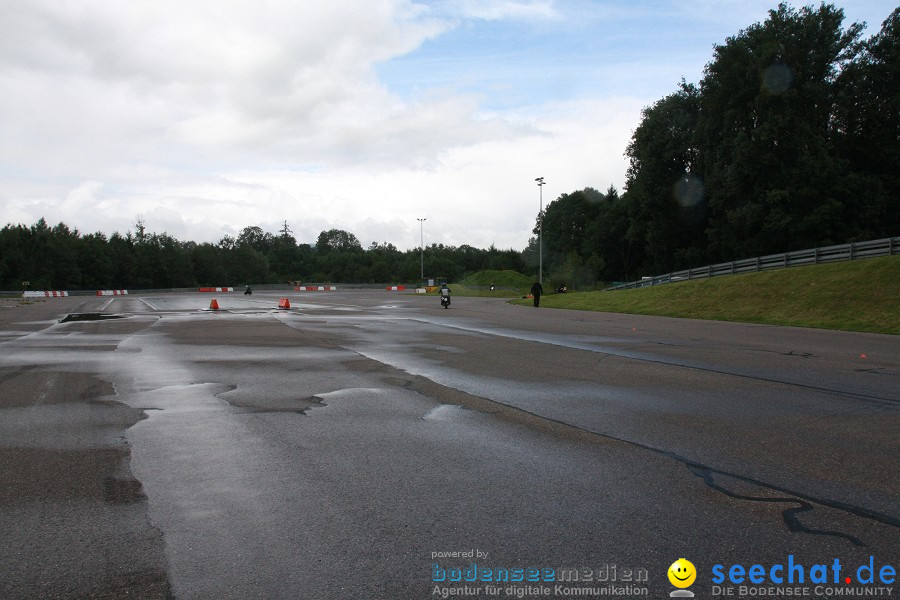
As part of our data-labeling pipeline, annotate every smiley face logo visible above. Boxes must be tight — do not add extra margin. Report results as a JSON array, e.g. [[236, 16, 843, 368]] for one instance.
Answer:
[[668, 558, 696, 588]]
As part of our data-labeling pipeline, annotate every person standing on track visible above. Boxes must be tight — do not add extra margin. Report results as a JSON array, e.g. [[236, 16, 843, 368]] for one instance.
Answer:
[[530, 281, 543, 307]]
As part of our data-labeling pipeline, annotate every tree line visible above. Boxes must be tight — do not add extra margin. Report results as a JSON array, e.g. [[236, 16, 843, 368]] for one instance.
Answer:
[[0, 219, 526, 290], [534, 4, 898, 286]]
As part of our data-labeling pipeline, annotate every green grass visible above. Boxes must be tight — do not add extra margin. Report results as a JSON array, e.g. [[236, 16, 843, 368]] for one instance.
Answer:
[[459, 269, 534, 288], [436, 284, 523, 298], [511, 256, 900, 334]]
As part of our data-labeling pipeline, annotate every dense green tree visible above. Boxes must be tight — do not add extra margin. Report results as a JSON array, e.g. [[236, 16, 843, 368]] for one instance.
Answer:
[[237, 226, 275, 253], [107, 233, 135, 287], [192, 243, 230, 286], [316, 229, 362, 252], [535, 187, 629, 284], [231, 246, 269, 285], [269, 235, 301, 281], [698, 3, 865, 258], [0, 225, 32, 288], [624, 83, 705, 273], [78, 232, 114, 289], [0, 219, 526, 289], [832, 8, 900, 238], [539, 189, 603, 260], [43, 222, 82, 289], [582, 186, 637, 282]]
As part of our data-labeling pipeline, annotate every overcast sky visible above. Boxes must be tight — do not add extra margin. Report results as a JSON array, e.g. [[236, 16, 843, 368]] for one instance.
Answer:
[[1, 0, 894, 251]]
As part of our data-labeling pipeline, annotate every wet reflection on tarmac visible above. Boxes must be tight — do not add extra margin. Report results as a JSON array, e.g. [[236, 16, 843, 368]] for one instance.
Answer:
[[0, 291, 897, 599]]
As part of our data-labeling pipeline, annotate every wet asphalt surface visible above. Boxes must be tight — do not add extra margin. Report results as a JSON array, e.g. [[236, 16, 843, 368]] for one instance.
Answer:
[[0, 290, 897, 599]]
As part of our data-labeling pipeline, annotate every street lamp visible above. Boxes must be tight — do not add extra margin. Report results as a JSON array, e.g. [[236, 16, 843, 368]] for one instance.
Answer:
[[417, 218, 426, 283], [535, 177, 545, 285]]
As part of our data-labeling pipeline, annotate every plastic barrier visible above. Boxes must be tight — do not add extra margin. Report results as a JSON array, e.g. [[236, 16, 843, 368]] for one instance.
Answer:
[[96, 290, 128, 296], [199, 287, 234, 292], [23, 291, 68, 298]]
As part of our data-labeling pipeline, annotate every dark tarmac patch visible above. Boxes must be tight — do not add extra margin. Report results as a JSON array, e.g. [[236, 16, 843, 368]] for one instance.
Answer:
[[60, 312, 126, 323], [103, 476, 147, 504], [0, 363, 173, 598], [0, 370, 118, 408], [0, 446, 131, 503], [163, 315, 343, 348], [0, 446, 172, 599]]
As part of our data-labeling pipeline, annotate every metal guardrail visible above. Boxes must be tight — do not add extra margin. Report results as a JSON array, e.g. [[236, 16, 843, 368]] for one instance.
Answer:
[[607, 236, 900, 291]]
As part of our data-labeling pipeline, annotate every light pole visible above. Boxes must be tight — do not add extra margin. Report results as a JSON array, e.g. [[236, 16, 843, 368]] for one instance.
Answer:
[[417, 218, 426, 283], [535, 177, 545, 284]]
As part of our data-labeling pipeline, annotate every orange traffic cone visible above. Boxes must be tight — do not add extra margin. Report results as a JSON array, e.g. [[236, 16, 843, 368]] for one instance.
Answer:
[[209, 299, 220, 310], [278, 297, 291, 309]]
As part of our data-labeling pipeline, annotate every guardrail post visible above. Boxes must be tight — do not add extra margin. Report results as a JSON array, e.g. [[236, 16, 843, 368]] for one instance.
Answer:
[[814, 247, 819, 264], [850, 243, 855, 260], [756, 257, 760, 271]]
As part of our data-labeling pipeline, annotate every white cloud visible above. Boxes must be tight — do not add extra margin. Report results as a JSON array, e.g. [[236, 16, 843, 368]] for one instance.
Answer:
[[0, 0, 459, 172], [8, 92, 638, 251], [441, 0, 558, 21], [4, 0, 890, 252], [0, 0, 583, 249]]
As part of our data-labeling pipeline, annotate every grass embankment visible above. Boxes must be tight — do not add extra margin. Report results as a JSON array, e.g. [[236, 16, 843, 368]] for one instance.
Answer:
[[459, 269, 533, 288], [441, 285, 522, 298], [512, 256, 900, 334], [450, 269, 533, 297]]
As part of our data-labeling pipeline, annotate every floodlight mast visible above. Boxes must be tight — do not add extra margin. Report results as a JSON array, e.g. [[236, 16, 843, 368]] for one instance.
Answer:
[[535, 177, 545, 285], [417, 218, 426, 282]]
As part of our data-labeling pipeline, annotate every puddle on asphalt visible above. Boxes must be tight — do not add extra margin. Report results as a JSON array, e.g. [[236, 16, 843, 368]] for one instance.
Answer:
[[420, 404, 473, 421], [215, 388, 326, 415], [60, 313, 126, 323], [314, 387, 386, 401]]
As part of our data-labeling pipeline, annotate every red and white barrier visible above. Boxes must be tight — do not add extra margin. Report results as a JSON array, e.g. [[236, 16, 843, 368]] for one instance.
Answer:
[[385, 285, 406, 291], [23, 291, 69, 298], [96, 290, 128, 296], [295, 286, 336, 291], [199, 287, 234, 292]]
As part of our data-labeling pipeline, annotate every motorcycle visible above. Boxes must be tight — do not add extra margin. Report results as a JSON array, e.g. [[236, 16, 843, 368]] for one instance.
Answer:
[[244, 286, 252, 296], [440, 289, 451, 309]]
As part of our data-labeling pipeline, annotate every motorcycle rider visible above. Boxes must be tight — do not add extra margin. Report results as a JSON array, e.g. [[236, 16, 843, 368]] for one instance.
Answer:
[[439, 282, 451, 308]]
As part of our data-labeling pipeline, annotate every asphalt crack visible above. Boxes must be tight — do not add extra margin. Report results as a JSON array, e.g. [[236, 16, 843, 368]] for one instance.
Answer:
[[343, 349, 897, 547], [688, 466, 864, 546]]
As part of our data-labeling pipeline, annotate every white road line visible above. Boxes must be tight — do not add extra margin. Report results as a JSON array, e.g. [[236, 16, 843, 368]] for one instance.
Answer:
[[139, 297, 161, 311]]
